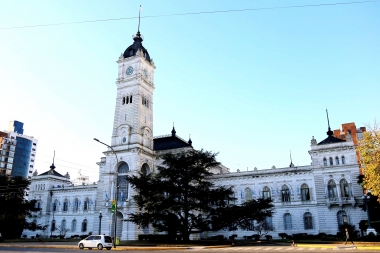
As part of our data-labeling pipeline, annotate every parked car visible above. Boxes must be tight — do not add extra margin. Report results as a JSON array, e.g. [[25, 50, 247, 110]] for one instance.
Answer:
[[78, 235, 113, 250]]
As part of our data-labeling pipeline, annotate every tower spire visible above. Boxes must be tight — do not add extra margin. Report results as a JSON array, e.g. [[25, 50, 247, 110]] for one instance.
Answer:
[[171, 122, 176, 137], [137, 5, 142, 37], [326, 109, 333, 136], [50, 150, 56, 170], [289, 150, 294, 168]]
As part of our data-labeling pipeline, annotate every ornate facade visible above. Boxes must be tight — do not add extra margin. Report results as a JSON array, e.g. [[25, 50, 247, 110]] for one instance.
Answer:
[[23, 27, 366, 240]]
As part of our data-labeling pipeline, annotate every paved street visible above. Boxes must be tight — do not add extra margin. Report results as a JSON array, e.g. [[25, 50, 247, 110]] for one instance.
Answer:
[[1, 245, 378, 253]]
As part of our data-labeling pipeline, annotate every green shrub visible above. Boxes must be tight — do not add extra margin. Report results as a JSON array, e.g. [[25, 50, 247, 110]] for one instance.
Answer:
[[278, 233, 288, 240]]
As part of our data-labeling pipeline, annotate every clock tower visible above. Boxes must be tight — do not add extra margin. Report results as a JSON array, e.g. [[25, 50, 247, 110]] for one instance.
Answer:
[[112, 30, 155, 152], [95, 27, 156, 240]]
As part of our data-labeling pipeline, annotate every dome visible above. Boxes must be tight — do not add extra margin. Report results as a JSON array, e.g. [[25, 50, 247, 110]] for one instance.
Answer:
[[123, 31, 151, 62]]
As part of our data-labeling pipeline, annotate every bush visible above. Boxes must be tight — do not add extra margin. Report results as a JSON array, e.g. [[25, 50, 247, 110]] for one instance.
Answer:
[[31, 236, 35, 239], [317, 233, 327, 239], [21, 235, 27, 238], [265, 235, 272, 240], [278, 233, 288, 240], [252, 234, 260, 241], [229, 234, 237, 240]]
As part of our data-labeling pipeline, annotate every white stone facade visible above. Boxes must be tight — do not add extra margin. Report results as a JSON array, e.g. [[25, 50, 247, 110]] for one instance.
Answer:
[[23, 30, 367, 240]]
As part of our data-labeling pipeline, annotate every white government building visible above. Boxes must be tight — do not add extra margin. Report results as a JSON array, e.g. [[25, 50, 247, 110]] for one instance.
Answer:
[[24, 27, 366, 240]]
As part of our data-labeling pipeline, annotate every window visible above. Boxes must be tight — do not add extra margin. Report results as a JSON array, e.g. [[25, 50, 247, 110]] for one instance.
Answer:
[[340, 179, 350, 198], [51, 220, 56, 232], [300, 183, 310, 201], [141, 163, 150, 175], [304, 212, 313, 229], [329, 157, 333, 166], [284, 213, 292, 230], [74, 198, 79, 212], [327, 180, 338, 199], [337, 211, 348, 225], [245, 188, 252, 201], [81, 219, 88, 232], [246, 220, 255, 231], [281, 185, 291, 202], [53, 200, 58, 212], [262, 186, 271, 199], [122, 97, 125, 105], [265, 216, 273, 229], [118, 177, 129, 201], [71, 219, 77, 232], [228, 192, 235, 205], [84, 198, 89, 211], [63, 199, 68, 212], [323, 158, 327, 166], [61, 219, 66, 231], [118, 163, 129, 174], [342, 156, 346, 165], [130, 95, 132, 103]]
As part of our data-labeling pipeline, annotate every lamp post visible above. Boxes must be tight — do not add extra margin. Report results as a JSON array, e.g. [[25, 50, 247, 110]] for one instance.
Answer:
[[98, 211, 103, 235], [362, 194, 373, 229], [94, 138, 119, 248]]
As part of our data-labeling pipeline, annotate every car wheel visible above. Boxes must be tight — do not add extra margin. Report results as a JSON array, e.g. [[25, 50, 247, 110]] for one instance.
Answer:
[[89, 248, 92, 250], [97, 244, 103, 250], [106, 248, 111, 250], [79, 243, 84, 250]]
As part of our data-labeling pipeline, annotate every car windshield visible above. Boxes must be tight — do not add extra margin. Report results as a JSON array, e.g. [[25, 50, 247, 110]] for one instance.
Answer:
[[104, 236, 112, 243]]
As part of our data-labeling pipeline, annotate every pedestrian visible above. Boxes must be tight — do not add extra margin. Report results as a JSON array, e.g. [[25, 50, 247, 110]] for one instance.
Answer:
[[344, 228, 354, 245]]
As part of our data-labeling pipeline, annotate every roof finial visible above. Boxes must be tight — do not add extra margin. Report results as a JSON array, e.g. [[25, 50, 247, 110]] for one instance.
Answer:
[[171, 122, 176, 137], [137, 5, 142, 37], [50, 150, 56, 170], [289, 150, 294, 168], [326, 109, 333, 136], [188, 134, 192, 146]]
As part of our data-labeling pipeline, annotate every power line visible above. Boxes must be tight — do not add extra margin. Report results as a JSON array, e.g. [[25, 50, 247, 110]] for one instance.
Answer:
[[36, 152, 97, 171], [0, 0, 378, 30]]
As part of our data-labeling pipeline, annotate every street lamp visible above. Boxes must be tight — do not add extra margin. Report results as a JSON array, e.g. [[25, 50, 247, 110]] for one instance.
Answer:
[[362, 194, 373, 229], [98, 211, 103, 235], [94, 138, 119, 248]]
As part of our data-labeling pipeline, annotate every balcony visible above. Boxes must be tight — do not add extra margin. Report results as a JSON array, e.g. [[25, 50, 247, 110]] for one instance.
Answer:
[[327, 196, 355, 206]]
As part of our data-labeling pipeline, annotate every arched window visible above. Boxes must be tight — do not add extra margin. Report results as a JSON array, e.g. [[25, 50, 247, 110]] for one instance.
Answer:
[[245, 188, 252, 201], [53, 199, 58, 212], [284, 213, 292, 230], [118, 163, 129, 174], [300, 183, 310, 201], [327, 179, 338, 199], [83, 198, 89, 211], [63, 199, 68, 212], [342, 156, 346, 165], [118, 177, 129, 201], [51, 219, 56, 232], [304, 212, 313, 229], [262, 186, 271, 199], [329, 157, 333, 166], [74, 198, 79, 212], [281, 185, 291, 202], [61, 219, 66, 231], [340, 179, 350, 198], [323, 158, 327, 166], [141, 163, 150, 176], [81, 219, 88, 232], [71, 219, 77, 232], [337, 210, 348, 225], [335, 157, 340, 165]]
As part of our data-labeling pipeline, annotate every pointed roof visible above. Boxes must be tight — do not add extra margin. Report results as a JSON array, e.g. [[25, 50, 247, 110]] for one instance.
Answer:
[[38, 151, 66, 178], [154, 126, 192, 151], [123, 7, 151, 62], [318, 110, 345, 145]]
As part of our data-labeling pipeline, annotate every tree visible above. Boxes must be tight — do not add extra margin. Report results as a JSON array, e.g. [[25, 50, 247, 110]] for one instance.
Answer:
[[0, 175, 46, 238], [254, 218, 274, 238], [127, 149, 274, 241], [357, 123, 380, 201]]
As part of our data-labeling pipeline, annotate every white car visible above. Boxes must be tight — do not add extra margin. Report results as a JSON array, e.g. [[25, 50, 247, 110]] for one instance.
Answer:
[[78, 235, 113, 250]]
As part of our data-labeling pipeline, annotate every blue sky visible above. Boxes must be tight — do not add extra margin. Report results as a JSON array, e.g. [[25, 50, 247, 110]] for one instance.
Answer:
[[1, 0, 379, 181]]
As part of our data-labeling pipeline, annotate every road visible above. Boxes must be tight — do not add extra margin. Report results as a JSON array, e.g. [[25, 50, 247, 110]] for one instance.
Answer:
[[1, 245, 378, 253]]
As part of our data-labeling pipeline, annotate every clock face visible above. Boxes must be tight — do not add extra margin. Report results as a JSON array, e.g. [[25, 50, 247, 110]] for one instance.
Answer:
[[143, 69, 148, 78], [126, 66, 134, 75]]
